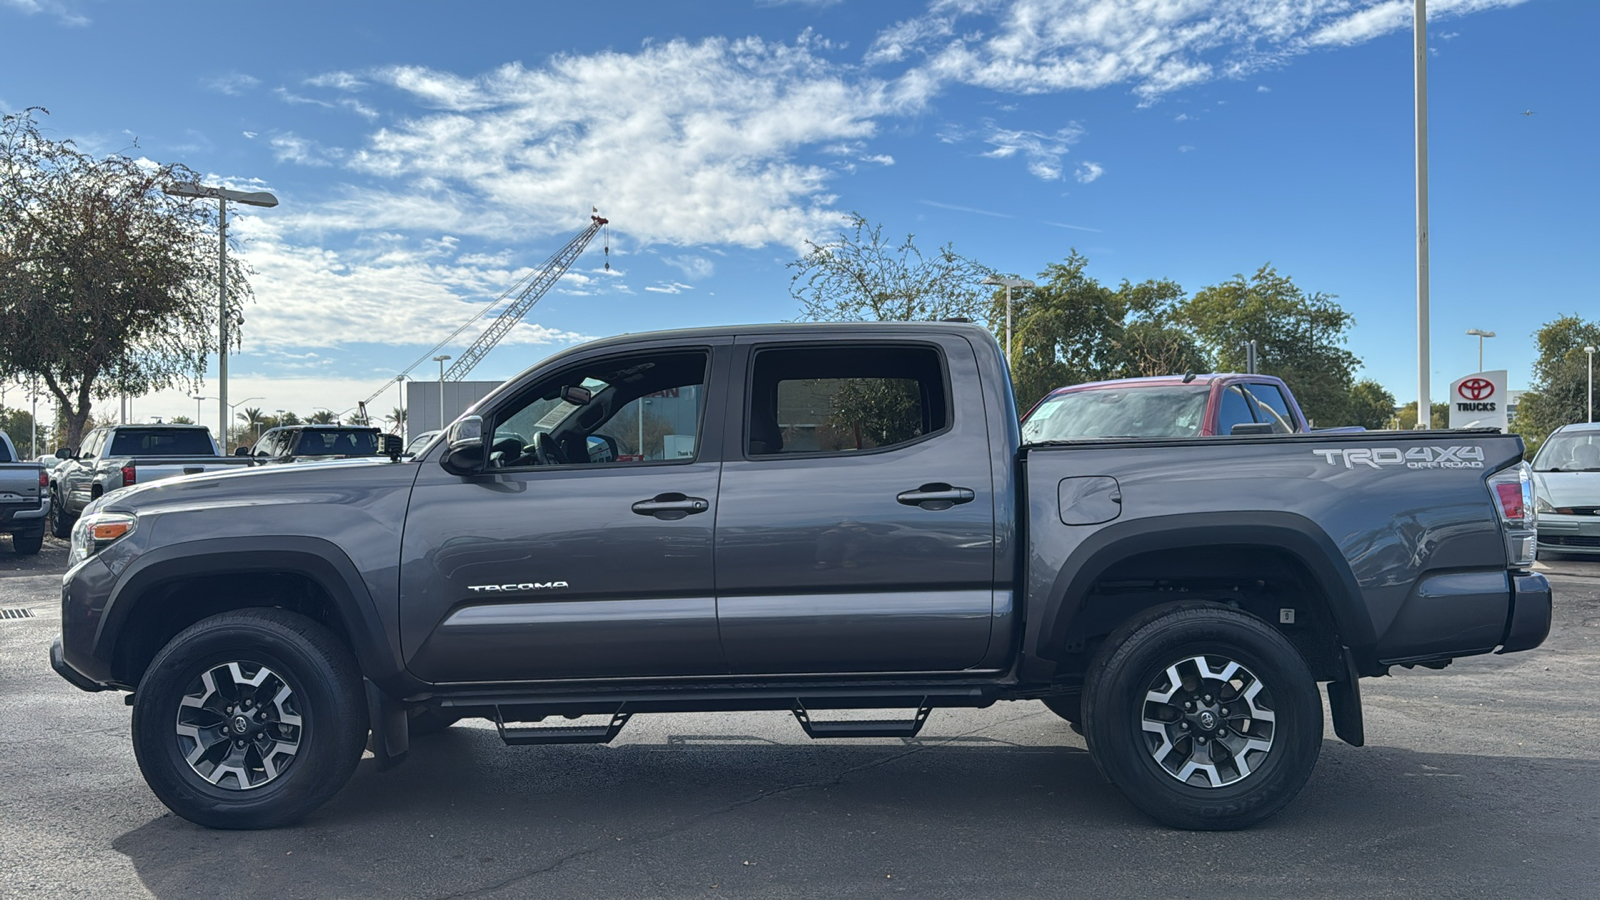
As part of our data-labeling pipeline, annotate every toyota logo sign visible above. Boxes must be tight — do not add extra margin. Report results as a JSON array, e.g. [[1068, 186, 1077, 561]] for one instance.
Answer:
[[1457, 378, 1495, 401]]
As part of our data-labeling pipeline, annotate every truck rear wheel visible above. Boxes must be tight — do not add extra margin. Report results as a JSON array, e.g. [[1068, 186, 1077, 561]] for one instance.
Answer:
[[131, 609, 368, 829], [49, 493, 72, 539], [1081, 603, 1322, 831], [11, 531, 43, 555]]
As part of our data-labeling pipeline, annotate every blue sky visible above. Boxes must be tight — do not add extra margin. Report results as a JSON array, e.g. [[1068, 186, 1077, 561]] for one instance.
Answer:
[[1, 0, 1594, 425]]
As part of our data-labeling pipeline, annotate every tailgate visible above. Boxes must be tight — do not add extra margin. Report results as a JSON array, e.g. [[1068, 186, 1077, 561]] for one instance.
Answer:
[[0, 464, 43, 505]]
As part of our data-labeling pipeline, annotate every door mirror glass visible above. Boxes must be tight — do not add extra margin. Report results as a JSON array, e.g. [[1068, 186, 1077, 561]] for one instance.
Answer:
[[586, 434, 618, 463], [233, 446, 251, 457], [441, 415, 486, 475], [54, 447, 72, 459]]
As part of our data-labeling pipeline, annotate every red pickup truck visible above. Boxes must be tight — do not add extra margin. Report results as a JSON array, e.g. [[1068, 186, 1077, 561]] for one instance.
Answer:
[[1021, 374, 1313, 441]]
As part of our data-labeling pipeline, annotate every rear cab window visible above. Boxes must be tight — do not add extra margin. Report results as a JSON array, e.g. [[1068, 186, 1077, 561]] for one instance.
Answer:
[[108, 429, 215, 456], [745, 344, 950, 457]]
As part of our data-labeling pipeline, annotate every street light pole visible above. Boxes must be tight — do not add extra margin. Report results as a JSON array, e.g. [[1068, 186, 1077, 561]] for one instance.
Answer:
[[1414, 0, 1431, 428], [981, 275, 1036, 366], [1585, 345, 1596, 423], [164, 182, 279, 450], [191, 394, 208, 424], [1465, 329, 1496, 372], [433, 355, 452, 431]]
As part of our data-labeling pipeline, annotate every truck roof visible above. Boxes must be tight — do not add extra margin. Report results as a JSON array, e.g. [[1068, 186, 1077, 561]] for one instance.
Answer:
[[570, 320, 994, 352]]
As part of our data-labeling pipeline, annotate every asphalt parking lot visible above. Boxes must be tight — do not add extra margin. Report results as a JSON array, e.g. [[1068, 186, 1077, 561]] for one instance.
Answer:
[[2, 536, 1599, 899]]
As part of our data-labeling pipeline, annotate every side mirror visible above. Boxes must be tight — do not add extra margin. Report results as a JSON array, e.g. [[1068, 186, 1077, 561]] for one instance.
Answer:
[[382, 433, 404, 459], [233, 446, 251, 457], [561, 384, 592, 406], [54, 447, 73, 459], [586, 434, 618, 463], [440, 416, 486, 476], [1229, 422, 1275, 436]]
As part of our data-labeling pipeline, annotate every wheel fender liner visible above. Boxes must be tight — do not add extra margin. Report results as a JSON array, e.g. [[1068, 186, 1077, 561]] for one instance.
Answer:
[[1034, 511, 1374, 662], [98, 535, 414, 693]]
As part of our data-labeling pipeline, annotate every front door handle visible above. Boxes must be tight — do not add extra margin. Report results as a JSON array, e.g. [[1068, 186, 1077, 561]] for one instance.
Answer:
[[896, 483, 976, 511], [631, 492, 710, 520]]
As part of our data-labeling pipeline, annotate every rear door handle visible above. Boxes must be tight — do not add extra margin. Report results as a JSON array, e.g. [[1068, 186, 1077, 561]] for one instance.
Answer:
[[896, 483, 976, 511], [631, 492, 710, 520]]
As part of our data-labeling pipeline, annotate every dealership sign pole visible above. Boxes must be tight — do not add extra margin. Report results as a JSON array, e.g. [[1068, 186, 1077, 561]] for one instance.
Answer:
[[1415, 0, 1431, 428]]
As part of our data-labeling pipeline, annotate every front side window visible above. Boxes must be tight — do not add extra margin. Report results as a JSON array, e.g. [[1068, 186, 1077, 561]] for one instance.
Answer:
[[490, 350, 709, 468], [747, 345, 949, 456], [1246, 384, 1296, 433], [292, 430, 381, 456], [1216, 385, 1258, 435]]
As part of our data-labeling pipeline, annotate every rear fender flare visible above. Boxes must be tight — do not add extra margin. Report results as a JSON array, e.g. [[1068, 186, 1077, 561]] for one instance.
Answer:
[[1034, 511, 1374, 661]]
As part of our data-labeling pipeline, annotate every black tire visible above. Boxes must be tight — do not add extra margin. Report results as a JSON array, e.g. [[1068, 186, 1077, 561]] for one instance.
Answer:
[[49, 492, 72, 540], [408, 708, 462, 737], [11, 531, 43, 555], [1081, 603, 1322, 831], [131, 608, 368, 829]]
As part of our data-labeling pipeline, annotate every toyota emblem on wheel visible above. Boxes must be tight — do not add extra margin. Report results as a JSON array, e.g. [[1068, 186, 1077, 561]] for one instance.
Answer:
[[1458, 378, 1495, 401]]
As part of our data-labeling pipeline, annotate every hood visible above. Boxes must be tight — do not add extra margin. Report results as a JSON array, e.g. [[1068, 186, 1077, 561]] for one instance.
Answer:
[[1533, 470, 1600, 508], [97, 455, 417, 516]]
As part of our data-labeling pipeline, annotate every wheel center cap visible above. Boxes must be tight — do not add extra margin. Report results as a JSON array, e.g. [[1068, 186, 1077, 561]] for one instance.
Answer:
[[232, 715, 250, 735], [1197, 711, 1217, 730]]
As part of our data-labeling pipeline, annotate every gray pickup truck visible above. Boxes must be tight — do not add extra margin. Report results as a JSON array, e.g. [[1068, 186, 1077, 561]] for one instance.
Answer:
[[0, 431, 48, 555], [49, 424, 252, 539], [50, 322, 1551, 831]]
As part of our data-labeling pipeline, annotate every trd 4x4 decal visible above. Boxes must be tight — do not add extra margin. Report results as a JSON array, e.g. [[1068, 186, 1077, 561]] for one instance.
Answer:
[[1312, 446, 1485, 470]]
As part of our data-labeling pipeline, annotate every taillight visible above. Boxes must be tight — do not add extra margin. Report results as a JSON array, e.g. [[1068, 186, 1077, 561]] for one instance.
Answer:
[[1487, 463, 1536, 569], [121, 464, 136, 486], [39, 470, 48, 488]]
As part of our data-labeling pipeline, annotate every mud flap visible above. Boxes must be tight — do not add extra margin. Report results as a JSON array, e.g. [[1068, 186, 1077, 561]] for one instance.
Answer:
[[364, 679, 410, 770], [1326, 648, 1365, 747]]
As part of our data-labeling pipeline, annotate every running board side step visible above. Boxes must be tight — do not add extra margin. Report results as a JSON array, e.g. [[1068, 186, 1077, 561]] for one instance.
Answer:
[[494, 706, 631, 745], [792, 699, 932, 739]]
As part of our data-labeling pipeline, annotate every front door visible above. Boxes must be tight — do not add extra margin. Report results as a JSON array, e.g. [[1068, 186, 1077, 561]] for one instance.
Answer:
[[399, 343, 729, 683], [714, 335, 998, 674]]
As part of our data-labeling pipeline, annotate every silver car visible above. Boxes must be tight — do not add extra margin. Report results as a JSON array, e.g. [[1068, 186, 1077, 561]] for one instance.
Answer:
[[1532, 423, 1600, 555]]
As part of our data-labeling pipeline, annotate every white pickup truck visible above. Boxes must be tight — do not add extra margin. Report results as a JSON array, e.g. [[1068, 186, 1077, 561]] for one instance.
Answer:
[[0, 430, 48, 555], [49, 424, 252, 539]]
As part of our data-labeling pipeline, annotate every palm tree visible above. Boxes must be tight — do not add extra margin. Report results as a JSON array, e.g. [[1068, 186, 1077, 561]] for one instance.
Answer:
[[308, 409, 339, 425], [237, 406, 264, 443], [385, 406, 406, 435]]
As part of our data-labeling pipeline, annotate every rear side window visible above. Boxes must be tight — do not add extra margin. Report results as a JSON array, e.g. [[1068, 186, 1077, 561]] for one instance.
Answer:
[[0, 440, 11, 463], [108, 429, 215, 456], [747, 345, 949, 456], [293, 430, 381, 456]]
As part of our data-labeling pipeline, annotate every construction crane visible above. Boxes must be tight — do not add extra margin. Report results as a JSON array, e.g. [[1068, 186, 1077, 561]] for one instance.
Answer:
[[359, 212, 610, 416]]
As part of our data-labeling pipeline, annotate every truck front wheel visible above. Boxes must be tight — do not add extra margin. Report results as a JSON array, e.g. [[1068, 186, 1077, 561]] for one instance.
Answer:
[[1081, 604, 1322, 831], [131, 609, 368, 829]]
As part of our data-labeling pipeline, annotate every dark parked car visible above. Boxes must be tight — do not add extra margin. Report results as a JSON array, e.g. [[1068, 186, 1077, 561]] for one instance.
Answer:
[[52, 322, 1549, 832], [248, 425, 396, 464]]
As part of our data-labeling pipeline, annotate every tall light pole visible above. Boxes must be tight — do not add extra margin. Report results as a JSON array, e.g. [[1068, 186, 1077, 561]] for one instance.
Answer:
[[164, 182, 279, 448], [433, 355, 452, 430], [396, 375, 409, 439], [1465, 329, 1495, 372], [191, 394, 209, 425], [982, 275, 1035, 366], [1586, 345, 1596, 424], [1414, 0, 1431, 428], [224, 395, 263, 451]]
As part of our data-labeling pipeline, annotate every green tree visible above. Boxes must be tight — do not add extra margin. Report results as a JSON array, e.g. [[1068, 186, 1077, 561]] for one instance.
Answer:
[[1346, 379, 1397, 430], [790, 213, 992, 323], [1511, 315, 1600, 445], [236, 406, 265, 443], [1396, 400, 1450, 431], [169, 415, 194, 425], [1177, 265, 1359, 427], [0, 108, 252, 448], [307, 409, 340, 425], [998, 252, 1128, 413], [1115, 277, 1210, 379]]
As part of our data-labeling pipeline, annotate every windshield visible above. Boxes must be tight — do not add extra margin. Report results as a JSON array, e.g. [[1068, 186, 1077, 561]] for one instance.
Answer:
[[293, 430, 382, 457], [1534, 432, 1600, 472], [108, 429, 215, 456], [1022, 385, 1211, 442]]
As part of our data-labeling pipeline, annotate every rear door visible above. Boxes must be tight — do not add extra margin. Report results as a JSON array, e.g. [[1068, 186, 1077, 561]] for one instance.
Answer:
[[399, 339, 731, 683], [713, 334, 998, 674]]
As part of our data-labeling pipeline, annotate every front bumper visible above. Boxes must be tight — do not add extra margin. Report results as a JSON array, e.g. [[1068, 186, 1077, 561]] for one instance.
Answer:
[[1498, 572, 1553, 654], [1537, 512, 1600, 554], [51, 636, 110, 692]]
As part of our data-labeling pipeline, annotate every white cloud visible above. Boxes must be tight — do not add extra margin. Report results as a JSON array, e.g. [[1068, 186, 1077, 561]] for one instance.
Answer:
[[242, 130, 259, 139], [980, 121, 1084, 180], [1257, 84, 1272, 92], [205, 72, 261, 96], [877, 0, 1529, 102], [269, 133, 343, 167], [663, 255, 715, 279], [1074, 160, 1103, 183], [1, 0, 88, 26], [305, 71, 368, 92], [644, 282, 695, 294], [861, 153, 896, 165]]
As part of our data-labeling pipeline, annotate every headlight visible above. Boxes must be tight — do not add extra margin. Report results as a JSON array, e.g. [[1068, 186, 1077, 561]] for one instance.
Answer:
[[69, 511, 137, 565], [1535, 496, 1555, 514]]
